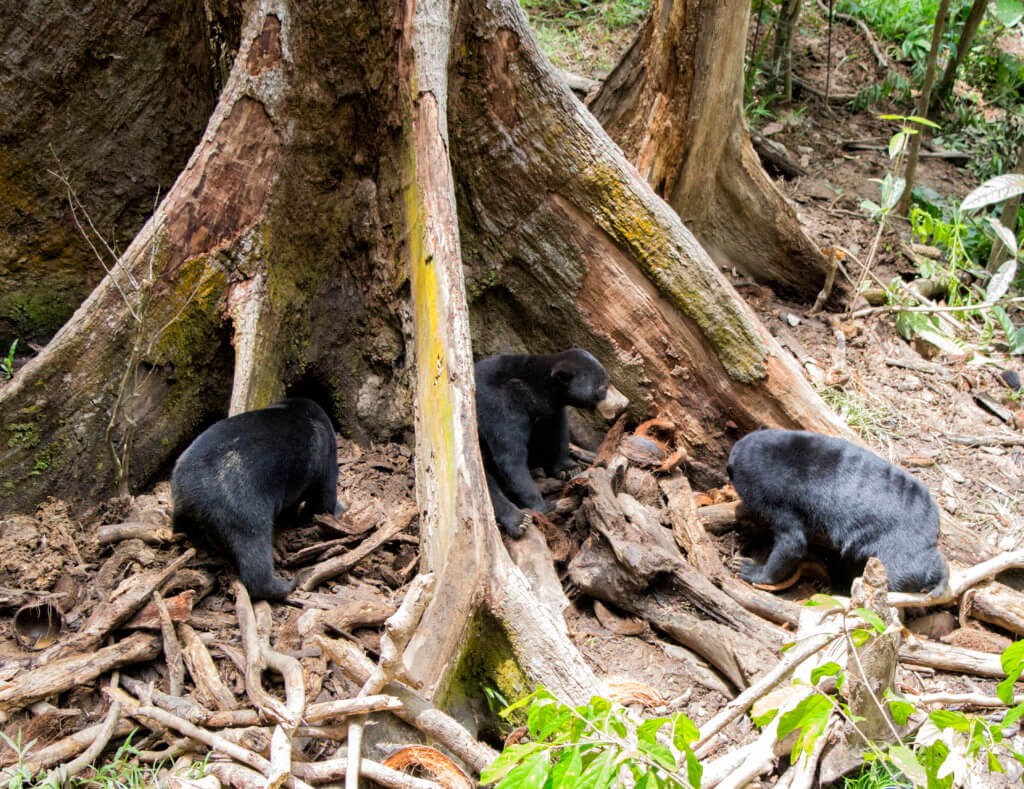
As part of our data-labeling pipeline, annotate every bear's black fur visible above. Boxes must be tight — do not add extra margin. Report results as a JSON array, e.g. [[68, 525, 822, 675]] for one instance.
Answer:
[[171, 398, 345, 601], [727, 429, 947, 595], [475, 348, 628, 538]]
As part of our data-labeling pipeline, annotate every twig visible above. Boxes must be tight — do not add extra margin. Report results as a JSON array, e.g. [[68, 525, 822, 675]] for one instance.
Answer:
[[851, 296, 1024, 319], [694, 633, 839, 756], [910, 691, 1024, 707], [348, 573, 436, 789], [888, 549, 1024, 608], [178, 622, 238, 711], [40, 674, 122, 785], [815, 0, 888, 68]]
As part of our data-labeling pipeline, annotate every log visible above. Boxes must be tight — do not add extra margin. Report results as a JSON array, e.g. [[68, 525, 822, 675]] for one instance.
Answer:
[[660, 475, 726, 579], [899, 640, 1012, 678], [569, 534, 769, 689], [697, 502, 748, 535], [968, 582, 1024, 636], [0, 632, 161, 711]]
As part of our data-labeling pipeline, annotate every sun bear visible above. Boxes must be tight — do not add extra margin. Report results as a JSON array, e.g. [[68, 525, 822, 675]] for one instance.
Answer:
[[475, 348, 628, 537], [171, 398, 345, 600], [727, 429, 947, 595]]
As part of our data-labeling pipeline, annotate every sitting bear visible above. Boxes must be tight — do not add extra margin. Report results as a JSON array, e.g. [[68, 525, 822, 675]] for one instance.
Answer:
[[475, 348, 628, 538], [171, 398, 346, 601], [727, 429, 947, 596]]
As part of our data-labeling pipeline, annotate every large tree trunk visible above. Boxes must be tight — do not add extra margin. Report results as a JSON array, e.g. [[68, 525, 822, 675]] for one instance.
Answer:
[[0, 0, 848, 704], [589, 0, 833, 302], [0, 0, 236, 346]]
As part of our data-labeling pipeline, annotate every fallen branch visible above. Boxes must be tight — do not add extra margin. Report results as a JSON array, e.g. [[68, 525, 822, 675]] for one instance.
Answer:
[[887, 549, 1024, 608], [815, 0, 888, 68], [97, 520, 176, 545], [0, 632, 161, 712], [316, 635, 497, 774], [348, 573, 436, 789], [910, 691, 1024, 708], [14, 720, 135, 776], [153, 592, 185, 696], [178, 622, 238, 711], [41, 674, 123, 786], [298, 501, 418, 591], [44, 549, 194, 661]]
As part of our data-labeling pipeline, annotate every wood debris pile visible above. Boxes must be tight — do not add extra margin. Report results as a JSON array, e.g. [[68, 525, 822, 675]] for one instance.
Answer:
[[2, 427, 1024, 787]]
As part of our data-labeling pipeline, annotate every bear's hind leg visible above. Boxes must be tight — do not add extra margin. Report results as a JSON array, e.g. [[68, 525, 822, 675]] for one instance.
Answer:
[[223, 519, 295, 601], [740, 511, 807, 586]]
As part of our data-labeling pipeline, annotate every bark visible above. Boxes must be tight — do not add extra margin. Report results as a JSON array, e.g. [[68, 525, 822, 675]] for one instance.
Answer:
[[1, 0, 849, 709], [0, 0, 238, 346], [588, 0, 833, 301]]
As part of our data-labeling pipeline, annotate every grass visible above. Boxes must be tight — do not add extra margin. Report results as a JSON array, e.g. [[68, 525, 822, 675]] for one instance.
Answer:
[[818, 385, 898, 439], [519, 0, 652, 76], [843, 758, 914, 789], [0, 731, 208, 789]]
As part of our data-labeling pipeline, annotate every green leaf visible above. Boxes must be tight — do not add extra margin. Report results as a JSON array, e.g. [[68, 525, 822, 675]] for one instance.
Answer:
[[989, 750, 1006, 774], [986, 258, 1018, 304], [805, 594, 844, 610], [672, 714, 699, 750], [888, 744, 926, 786], [481, 743, 546, 784], [637, 717, 670, 746], [850, 628, 873, 647], [1003, 702, 1024, 729], [498, 750, 551, 789], [988, 218, 1019, 258], [930, 709, 971, 732], [994, 0, 1024, 27], [550, 748, 583, 787], [502, 690, 541, 719], [685, 748, 703, 788], [889, 130, 908, 161], [887, 697, 917, 726], [778, 695, 832, 759], [852, 608, 886, 633], [750, 707, 778, 728], [907, 115, 941, 129], [811, 662, 843, 685], [962, 174, 1024, 212], [998, 640, 1024, 704]]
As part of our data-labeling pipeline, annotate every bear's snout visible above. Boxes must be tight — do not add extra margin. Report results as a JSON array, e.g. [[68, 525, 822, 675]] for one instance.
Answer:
[[597, 385, 628, 419]]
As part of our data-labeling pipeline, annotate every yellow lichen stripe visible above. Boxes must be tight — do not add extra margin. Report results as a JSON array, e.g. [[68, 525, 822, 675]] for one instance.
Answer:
[[404, 130, 458, 566]]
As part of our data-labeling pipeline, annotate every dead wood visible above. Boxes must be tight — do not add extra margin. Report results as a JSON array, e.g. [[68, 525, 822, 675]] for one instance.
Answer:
[[660, 474, 726, 580], [125, 590, 195, 630], [296, 597, 398, 638], [297, 501, 417, 592], [316, 636, 498, 775], [0, 631, 160, 712], [178, 622, 238, 711], [967, 582, 1024, 635], [899, 639, 1014, 678], [384, 745, 473, 789], [696, 501, 749, 535], [152, 592, 185, 697], [844, 560, 900, 744], [569, 534, 770, 689], [505, 526, 571, 632], [112, 687, 316, 789], [44, 549, 194, 661], [17, 719, 135, 774], [889, 548, 1024, 608], [291, 757, 442, 788], [582, 468, 787, 649], [97, 520, 176, 545], [41, 675, 123, 786], [347, 573, 435, 789]]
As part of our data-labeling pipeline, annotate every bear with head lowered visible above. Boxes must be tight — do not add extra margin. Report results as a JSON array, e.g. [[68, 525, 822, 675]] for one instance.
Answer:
[[727, 428, 947, 596], [475, 348, 628, 537], [171, 398, 346, 601]]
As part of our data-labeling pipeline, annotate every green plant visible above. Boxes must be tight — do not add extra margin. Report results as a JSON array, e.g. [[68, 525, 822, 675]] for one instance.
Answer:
[[1, 339, 17, 380], [844, 758, 914, 789], [481, 687, 702, 787]]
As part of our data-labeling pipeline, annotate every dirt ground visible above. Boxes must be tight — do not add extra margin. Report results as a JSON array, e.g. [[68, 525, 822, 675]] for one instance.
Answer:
[[0, 4, 1023, 784]]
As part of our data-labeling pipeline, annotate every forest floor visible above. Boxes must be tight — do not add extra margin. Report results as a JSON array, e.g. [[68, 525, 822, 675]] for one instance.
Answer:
[[1, 3, 1023, 787]]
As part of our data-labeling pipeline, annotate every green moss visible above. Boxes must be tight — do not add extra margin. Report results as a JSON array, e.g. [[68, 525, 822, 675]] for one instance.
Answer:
[[445, 609, 530, 725], [7, 422, 39, 450], [0, 290, 76, 344]]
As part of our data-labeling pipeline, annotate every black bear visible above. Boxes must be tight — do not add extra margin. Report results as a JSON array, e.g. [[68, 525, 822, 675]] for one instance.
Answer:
[[727, 429, 947, 595], [171, 398, 346, 601], [475, 348, 628, 538]]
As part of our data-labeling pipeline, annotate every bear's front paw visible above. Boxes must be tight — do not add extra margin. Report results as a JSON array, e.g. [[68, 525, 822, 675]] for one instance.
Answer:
[[738, 558, 768, 585], [550, 461, 578, 481], [250, 574, 297, 602], [501, 510, 529, 539]]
